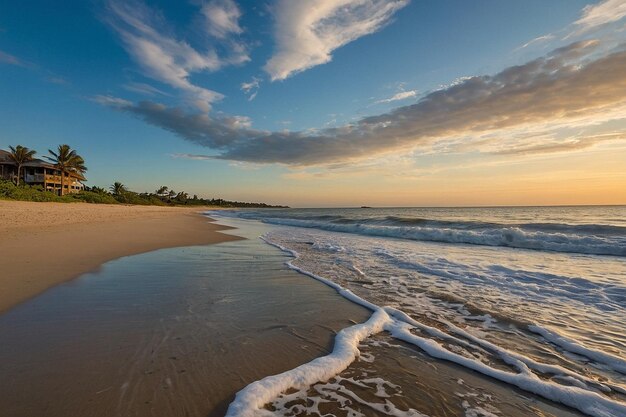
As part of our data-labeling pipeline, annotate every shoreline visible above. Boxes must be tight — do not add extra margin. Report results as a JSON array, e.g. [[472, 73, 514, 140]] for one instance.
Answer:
[[0, 216, 371, 417], [0, 200, 241, 314]]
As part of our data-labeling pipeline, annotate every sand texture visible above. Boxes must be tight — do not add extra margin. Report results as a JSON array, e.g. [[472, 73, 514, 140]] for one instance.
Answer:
[[0, 200, 239, 313]]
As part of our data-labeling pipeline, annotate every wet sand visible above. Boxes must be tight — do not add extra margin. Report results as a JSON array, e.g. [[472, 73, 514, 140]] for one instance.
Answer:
[[0, 200, 239, 313], [0, 219, 371, 417], [267, 332, 586, 416]]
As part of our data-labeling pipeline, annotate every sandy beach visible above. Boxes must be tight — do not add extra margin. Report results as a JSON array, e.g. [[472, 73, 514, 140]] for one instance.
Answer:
[[0, 200, 240, 313], [0, 211, 371, 417]]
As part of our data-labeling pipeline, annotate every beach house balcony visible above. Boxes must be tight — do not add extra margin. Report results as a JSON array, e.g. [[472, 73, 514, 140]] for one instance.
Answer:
[[1, 149, 86, 195], [24, 173, 46, 183]]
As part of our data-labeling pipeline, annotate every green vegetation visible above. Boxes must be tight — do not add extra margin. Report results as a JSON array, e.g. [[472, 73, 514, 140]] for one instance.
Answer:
[[0, 179, 286, 207], [95, 182, 286, 207], [0, 180, 116, 204], [2, 143, 287, 208]]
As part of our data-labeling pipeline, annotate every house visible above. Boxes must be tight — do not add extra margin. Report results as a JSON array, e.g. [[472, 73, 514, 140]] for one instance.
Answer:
[[0, 149, 86, 195]]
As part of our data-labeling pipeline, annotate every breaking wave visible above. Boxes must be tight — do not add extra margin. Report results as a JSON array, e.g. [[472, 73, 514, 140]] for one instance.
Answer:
[[215, 211, 626, 257]]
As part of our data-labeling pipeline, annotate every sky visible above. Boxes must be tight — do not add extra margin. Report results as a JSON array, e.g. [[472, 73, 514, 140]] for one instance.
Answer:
[[1, 0, 625, 207]]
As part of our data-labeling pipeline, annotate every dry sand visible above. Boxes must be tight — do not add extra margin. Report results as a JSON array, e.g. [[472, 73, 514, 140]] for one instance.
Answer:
[[0, 200, 240, 313]]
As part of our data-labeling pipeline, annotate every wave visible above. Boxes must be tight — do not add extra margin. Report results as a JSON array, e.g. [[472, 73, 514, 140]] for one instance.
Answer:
[[528, 325, 626, 375], [211, 211, 626, 257], [226, 237, 626, 417]]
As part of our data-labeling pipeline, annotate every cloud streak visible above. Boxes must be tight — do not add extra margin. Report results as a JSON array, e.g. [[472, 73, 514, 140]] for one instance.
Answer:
[[575, 0, 626, 32], [105, 0, 247, 111], [493, 132, 626, 156], [123, 81, 169, 96], [264, 0, 409, 81], [240, 76, 260, 101], [518, 34, 555, 50], [98, 40, 626, 165], [374, 90, 418, 104], [170, 153, 214, 160], [0, 50, 28, 67], [202, 0, 243, 39]]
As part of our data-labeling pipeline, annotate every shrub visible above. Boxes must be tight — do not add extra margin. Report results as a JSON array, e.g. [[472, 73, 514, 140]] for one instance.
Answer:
[[0, 180, 62, 202], [0, 180, 118, 204], [113, 191, 165, 206], [68, 191, 119, 204]]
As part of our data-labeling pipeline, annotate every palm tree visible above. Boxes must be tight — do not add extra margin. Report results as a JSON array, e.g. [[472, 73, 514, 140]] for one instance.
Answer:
[[46, 144, 87, 196], [7, 145, 36, 186], [175, 191, 189, 203], [156, 185, 169, 196], [110, 182, 126, 196], [90, 186, 108, 194]]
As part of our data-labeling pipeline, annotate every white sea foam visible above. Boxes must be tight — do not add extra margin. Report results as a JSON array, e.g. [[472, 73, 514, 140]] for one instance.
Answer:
[[528, 325, 626, 374], [226, 236, 626, 417], [225, 309, 391, 417], [266, 376, 428, 417], [266, 218, 626, 256], [210, 210, 626, 257]]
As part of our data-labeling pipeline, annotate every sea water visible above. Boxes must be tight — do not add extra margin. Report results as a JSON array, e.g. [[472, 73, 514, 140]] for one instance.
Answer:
[[213, 206, 626, 417]]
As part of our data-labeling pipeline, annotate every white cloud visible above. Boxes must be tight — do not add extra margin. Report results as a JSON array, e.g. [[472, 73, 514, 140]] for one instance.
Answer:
[[240, 76, 260, 101], [518, 34, 555, 50], [99, 40, 626, 166], [435, 76, 473, 91], [240, 78, 259, 93], [105, 0, 247, 112], [123, 81, 169, 96], [264, 0, 409, 81], [202, 0, 243, 39], [575, 0, 626, 32], [170, 153, 214, 160], [375, 90, 417, 104], [91, 95, 133, 108]]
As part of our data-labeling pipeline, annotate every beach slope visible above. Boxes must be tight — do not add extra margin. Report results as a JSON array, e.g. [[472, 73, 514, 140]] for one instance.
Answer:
[[0, 200, 239, 313]]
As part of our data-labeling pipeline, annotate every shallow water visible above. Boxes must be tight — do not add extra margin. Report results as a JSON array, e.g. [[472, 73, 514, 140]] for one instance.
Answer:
[[215, 207, 626, 417], [0, 221, 369, 417]]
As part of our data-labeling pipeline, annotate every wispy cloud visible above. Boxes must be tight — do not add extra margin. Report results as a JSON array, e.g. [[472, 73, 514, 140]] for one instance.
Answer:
[[0, 50, 70, 85], [494, 132, 626, 156], [170, 153, 214, 160], [123, 81, 169, 96], [374, 90, 417, 104], [0, 50, 27, 67], [202, 0, 243, 39], [91, 94, 134, 108], [518, 34, 555, 50], [575, 0, 626, 32], [517, 1, 626, 52], [98, 40, 626, 166], [240, 76, 260, 101], [264, 0, 409, 81], [104, 0, 247, 112], [46, 76, 69, 85]]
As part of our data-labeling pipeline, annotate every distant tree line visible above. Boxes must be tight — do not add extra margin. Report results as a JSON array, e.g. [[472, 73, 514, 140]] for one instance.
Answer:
[[85, 183, 287, 208]]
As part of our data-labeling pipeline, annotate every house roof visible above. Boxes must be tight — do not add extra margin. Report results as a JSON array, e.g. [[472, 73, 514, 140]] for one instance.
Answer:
[[0, 149, 11, 163], [23, 159, 58, 169]]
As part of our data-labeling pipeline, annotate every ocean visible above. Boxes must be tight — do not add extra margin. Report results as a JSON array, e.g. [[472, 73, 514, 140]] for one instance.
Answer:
[[212, 206, 626, 417]]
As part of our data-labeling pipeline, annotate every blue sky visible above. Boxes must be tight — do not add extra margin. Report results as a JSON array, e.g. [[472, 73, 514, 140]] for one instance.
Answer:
[[1, 0, 625, 206]]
